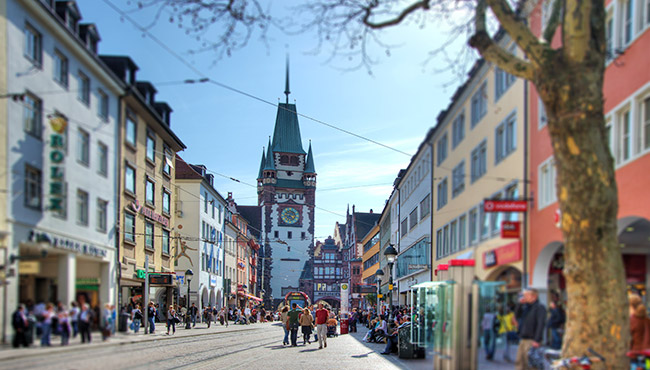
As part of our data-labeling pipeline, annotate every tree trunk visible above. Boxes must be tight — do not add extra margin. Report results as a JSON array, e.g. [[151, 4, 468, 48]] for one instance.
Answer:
[[535, 47, 629, 368]]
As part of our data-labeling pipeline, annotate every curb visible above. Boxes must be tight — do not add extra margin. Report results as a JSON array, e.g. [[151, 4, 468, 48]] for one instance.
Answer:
[[0, 325, 260, 362]]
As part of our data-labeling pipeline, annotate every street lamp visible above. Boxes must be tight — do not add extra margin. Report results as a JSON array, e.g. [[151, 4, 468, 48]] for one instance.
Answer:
[[185, 269, 194, 329], [375, 269, 384, 311], [384, 244, 398, 318]]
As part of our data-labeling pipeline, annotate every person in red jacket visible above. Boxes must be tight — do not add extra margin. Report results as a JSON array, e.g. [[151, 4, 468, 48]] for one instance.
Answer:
[[629, 293, 650, 351], [314, 303, 330, 349]]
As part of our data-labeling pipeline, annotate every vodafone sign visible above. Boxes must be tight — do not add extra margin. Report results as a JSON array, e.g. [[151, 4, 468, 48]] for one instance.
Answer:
[[483, 200, 528, 213]]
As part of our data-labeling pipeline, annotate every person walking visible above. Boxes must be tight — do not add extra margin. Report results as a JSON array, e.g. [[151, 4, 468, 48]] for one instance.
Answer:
[[300, 308, 314, 345], [79, 303, 93, 343], [40, 303, 54, 346], [287, 303, 302, 347], [58, 308, 71, 345], [515, 289, 546, 370], [546, 301, 565, 350], [498, 305, 518, 362], [280, 306, 290, 345], [167, 305, 177, 335], [69, 302, 79, 338], [147, 302, 156, 334], [188, 303, 198, 327], [12, 305, 29, 348], [244, 305, 252, 325], [131, 304, 143, 334], [315, 303, 329, 349], [481, 307, 498, 360], [204, 305, 213, 328]]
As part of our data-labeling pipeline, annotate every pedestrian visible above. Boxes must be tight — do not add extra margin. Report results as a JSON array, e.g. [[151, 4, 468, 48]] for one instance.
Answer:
[[498, 305, 518, 362], [260, 307, 266, 323], [69, 302, 79, 338], [12, 304, 29, 348], [349, 308, 358, 333], [287, 303, 302, 347], [189, 303, 198, 327], [300, 308, 314, 345], [481, 306, 498, 360], [101, 304, 113, 341], [546, 301, 565, 350], [204, 305, 213, 328], [244, 305, 252, 325], [380, 320, 400, 355], [315, 303, 329, 349], [514, 289, 546, 370], [79, 303, 92, 343], [131, 304, 143, 334], [280, 306, 290, 346], [147, 302, 156, 334], [167, 305, 177, 335], [58, 308, 71, 345], [219, 307, 229, 327], [40, 303, 54, 347]]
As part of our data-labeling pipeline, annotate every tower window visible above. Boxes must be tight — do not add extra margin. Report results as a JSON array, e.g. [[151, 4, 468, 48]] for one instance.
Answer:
[[287, 231, 292, 239], [290, 157, 299, 166], [280, 155, 289, 165], [301, 232, 306, 240], [274, 231, 279, 238]]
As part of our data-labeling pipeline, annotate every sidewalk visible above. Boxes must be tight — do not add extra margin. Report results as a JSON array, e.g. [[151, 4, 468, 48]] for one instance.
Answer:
[[346, 324, 516, 370], [0, 320, 265, 361]]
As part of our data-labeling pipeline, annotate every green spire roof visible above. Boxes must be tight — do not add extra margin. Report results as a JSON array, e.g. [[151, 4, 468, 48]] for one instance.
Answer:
[[263, 138, 276, 171], [304, 141, 315, 173], [257, 148, 266, 179], [271, 103, 305, 154]]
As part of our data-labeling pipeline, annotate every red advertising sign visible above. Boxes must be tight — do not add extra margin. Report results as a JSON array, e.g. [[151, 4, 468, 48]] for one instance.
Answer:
[[483, 241, 521, 269], [500, 221, 521, 239], [483, 200, 528, 212]]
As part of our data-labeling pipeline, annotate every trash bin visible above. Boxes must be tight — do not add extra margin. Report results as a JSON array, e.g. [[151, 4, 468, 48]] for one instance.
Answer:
[[398, 323, 425, 359], [119, 311, 129, 332], [340, 313, 349, 335]]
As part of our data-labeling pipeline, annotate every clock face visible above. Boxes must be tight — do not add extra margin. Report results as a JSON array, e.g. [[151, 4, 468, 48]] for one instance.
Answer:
[[281, 207, 300, 225]]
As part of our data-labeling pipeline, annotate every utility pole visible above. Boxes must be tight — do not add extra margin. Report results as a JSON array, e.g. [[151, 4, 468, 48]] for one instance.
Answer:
[[143, 255, 149, 334]]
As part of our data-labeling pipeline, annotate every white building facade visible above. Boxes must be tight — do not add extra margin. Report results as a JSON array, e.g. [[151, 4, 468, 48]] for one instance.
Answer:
[[2, 0, 122, 340]]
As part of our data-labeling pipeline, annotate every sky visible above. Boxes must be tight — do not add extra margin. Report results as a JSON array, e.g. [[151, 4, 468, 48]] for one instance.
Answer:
[[77, 0, 474, 241]]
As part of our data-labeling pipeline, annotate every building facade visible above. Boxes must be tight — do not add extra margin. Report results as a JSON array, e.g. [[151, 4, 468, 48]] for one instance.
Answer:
[[256, 82, 316, 307], [2, 0, 122, 340], [359, 225, 380, 308], [312, 236, 344, 310]]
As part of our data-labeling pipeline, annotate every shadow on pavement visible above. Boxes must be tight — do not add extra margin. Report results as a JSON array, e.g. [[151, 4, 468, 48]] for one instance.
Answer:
[[351, 351, 374, 358]]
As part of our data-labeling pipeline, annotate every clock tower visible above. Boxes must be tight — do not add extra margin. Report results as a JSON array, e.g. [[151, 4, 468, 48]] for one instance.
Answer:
[[257, 59, 316, 307]]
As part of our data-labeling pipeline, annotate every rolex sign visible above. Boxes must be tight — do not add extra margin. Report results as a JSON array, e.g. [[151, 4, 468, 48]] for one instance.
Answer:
[[340, 282, 349, 314]]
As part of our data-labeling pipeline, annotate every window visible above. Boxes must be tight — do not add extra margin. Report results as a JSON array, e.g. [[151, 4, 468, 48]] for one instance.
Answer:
[[504, 185, 520, 222], [274, 230, 279, 238], [163, 147, 172, 176], [490, 195, 502, 234], [471, 82, 488, 128], [145, 178, 155, 205], [162, 190, 170, 214], [443, 225, 450, 256], [420, 194, 431, 219], [622, 0, 634, 45], [538, 157, 557, 209], [437, 133, 448, 165], [162, 229, 170, 255], [452, 161, 465, 198], [76, 189, 89, 226], [436, 229, 443, 258], [617, 109, 632, 163], [459, 215, 467, 249], [124, 213, 135, 243], [538, 97, 548, 129], [469, 208, 478, 243], [24, 23, 42, 66], [606, 11, 614, 62], [125, 164, 135, 194], [401, 218, 408, 237], [23, 93, 42, 138], [495, 114, 517, 163], [287, 231, 292, 239], [301, 232, 306, 240], [146, 134, 155, 163], [437, 177, 448, 209], [145, 222, 154, 249], [643, 97, 650, 151], [78, 129, 90, 166], [98, 142, 108, 176], [78, 71, 90, 106], [98, 89, 109, 121], [480, 205, 490, 239], [125, 115, 136, 146], [450, 220, 458, 253], [53, 50, 68, 87], [495, 65, 516, 100], [97, 199, 108, 232], [25, 165, 42, 209], [452, 112, 465, 148], [409, 208, 418, 229], [471, 140, 487, 182]]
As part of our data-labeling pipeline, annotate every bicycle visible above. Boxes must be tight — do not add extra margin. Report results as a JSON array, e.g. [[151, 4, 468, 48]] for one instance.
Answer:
[[627, 350, 650, 370], [545, 348, 605, 369]]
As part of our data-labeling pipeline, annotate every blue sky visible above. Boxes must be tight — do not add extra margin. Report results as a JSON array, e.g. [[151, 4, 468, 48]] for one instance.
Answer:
[[78, 0, 471, 241]]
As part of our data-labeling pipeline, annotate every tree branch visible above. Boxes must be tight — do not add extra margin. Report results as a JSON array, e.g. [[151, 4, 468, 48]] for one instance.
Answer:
[[543, 0, 563, 43], [362, 0, 431, 29], [562, 0, 591, 63], [485, 0, 544, 66]]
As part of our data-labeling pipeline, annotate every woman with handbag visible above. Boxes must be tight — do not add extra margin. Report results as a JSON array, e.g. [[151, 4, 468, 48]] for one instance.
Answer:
[[280, 306, 290, 345], [299, 308, 314, 345], [166, 305, 177, 335]]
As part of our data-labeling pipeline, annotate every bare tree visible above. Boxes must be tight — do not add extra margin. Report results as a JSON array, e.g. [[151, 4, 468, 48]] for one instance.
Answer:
[[134, 0, 627, 366]]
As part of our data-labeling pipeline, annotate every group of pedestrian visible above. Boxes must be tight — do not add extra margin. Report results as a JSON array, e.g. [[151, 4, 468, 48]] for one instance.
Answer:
[[280, 302, 330, 349], [12, 300, 108, 348]]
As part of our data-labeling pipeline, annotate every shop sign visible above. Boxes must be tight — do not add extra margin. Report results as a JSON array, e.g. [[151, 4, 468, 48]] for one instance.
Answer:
[[19, 261, 40, 274], [483, 241, 521, 269], [136, 269, 146, 279], [28, 230, 107, 258], [500, 221, 521, 239], [484, 200, 527, 212], [131, 200, 169, 227], [149, 274, 172, 285], [176, 271, 185, 285], [47, 115, 67, 215], [408, 264, 428, 270], [76, 278, 99, 284], [210, 276, 218, 287]]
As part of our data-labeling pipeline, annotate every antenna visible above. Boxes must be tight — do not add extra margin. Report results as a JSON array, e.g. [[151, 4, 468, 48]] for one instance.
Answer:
[[284, 53, 290, 104]]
